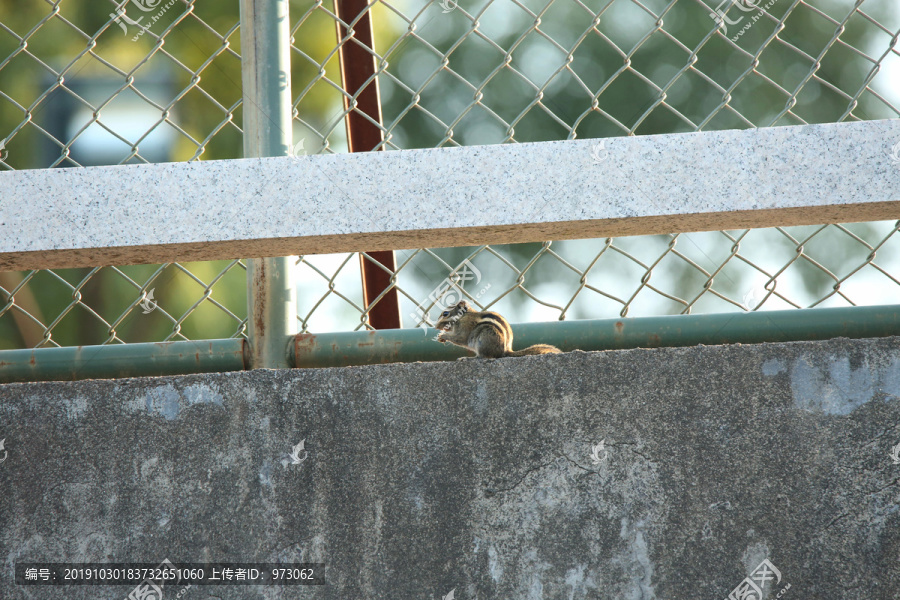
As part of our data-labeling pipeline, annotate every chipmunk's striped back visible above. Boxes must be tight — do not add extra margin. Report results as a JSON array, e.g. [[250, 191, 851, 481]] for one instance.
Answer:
[[466, 311, 513, 357], [435, 300, 560, 359]]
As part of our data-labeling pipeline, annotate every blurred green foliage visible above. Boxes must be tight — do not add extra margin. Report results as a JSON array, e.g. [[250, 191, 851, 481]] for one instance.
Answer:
[[1, 0, 898, 348], [378, 0, 899, 322]]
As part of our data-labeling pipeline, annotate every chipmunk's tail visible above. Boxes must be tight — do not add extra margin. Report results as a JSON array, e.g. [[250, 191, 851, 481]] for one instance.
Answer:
[[509, 344, 561, 356]]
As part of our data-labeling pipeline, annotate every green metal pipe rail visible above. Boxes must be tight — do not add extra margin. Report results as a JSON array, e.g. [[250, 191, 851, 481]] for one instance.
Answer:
[[1, 305, 898, 383], [0, 339, 247, 384], [291, 304, 900, 368]]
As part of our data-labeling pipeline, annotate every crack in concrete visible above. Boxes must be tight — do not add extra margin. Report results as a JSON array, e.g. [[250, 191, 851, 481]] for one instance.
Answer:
[[483, 460, 556, 497]]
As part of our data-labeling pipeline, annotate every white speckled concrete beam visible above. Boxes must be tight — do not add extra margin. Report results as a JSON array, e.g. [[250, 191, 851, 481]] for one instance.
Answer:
[[1, 120, 899, 270]]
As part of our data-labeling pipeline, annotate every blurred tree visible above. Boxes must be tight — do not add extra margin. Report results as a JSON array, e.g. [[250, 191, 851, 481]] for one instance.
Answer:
[[0, 0, 898, 348], [378, 0, 899, 320], [0, 0, 356, 347]]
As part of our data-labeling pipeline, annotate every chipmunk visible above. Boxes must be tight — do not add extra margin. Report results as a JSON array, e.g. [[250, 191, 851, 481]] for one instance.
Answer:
[[435, 300, 561, 358]]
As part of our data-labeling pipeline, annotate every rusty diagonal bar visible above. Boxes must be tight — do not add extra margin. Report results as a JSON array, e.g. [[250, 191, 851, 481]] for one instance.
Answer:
[[334, 0, 401, 329]]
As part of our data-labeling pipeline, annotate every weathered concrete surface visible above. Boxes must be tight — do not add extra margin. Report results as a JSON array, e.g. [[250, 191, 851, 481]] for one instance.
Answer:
[[1, 337, 899, 599]]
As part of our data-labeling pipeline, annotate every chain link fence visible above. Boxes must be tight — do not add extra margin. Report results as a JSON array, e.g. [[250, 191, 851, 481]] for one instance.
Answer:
[[1, 0, 899, 348]]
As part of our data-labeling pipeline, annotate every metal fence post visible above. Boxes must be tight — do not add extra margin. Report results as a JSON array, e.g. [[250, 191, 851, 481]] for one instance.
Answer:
[[240, 0, 296, 369]]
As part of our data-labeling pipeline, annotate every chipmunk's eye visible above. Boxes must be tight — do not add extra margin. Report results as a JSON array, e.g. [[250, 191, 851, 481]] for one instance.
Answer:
[[441, 310, 450, 317]]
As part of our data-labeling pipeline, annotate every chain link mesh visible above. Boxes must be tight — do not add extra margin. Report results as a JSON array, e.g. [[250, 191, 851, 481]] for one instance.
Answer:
[[2, 0, 899, 348]]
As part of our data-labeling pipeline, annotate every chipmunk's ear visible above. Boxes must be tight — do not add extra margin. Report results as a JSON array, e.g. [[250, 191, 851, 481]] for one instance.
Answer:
[[457, 300, 469, 312]]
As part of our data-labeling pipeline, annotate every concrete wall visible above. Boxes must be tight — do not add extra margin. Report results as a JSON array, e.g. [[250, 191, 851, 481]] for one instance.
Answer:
[[1, 336, 899, 599]]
